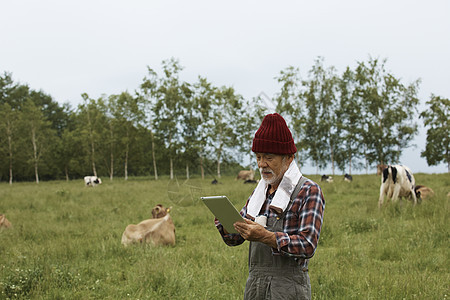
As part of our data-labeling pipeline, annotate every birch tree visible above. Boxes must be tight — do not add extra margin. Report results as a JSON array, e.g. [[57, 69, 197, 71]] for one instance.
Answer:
[[188, 76, 215, 179], [207, 86, 243, 178], [152, 58, 191, 179], [77, 94, 108, 177], [0, 103, 20, 184], [420, 95, 449, 172], [109, 92, 144, 180], [139, 67, 160, 180], [21, 100, 56, 183], [355, 57, 419, 169], [335, 67, 363, 174], [303, 57, 339, 174], [274, 66, 307, 169]]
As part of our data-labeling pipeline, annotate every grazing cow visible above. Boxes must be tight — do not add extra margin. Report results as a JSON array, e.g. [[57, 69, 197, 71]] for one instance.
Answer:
[[379, 165, 417, 207], [84, 176, 102, 187], [236, 169, 255, 181], [344, 174, 353, 182], [377, 164, 388, 176], [321, 175, 333, 182], [121, 204, 175, 246], [0, 214, 12, 229], [414, 185, 435, 200]]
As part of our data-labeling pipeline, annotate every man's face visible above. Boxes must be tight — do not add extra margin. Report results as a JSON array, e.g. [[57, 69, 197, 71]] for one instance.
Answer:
[[256, 153, 293, 186]]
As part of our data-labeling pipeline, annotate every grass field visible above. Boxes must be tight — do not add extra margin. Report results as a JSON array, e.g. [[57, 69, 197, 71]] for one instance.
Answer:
[[0, 173, 449, 299]]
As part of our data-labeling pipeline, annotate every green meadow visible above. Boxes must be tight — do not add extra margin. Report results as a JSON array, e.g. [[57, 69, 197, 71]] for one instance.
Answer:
[[0, 174, 448, 299]]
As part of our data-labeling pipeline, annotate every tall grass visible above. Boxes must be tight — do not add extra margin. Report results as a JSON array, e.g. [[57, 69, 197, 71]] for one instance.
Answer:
[[0, 174, 448, 299]]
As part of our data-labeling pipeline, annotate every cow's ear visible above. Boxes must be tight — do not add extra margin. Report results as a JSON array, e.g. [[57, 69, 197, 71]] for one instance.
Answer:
[[392, 167, 398, 184]]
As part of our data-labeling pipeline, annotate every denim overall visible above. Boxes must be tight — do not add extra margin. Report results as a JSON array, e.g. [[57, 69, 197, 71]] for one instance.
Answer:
[[244, 177, 311, 300]]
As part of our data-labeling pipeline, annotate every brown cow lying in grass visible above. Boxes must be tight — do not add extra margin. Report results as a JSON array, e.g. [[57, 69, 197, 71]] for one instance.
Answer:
[[236, 169, 255, 181], [414, 185, 435, 201], [0, 214, 12, 229], [121, 204, 175, 246]]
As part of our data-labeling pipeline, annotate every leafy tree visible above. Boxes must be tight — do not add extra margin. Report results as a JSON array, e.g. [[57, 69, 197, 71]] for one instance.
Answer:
[[275, 66, 301, 115], [186, 76, 214, 179], [21, 100, 57, 183], [108, 92, 144, 180], [77, 94, 109, 177], [420, 95, 449, 172], [355, 57, 419, 171], [28, 90, 70, 137], [179, 97, 199, 179], [152, 58, 191, 179], [139, 66, 160, 180], [335, 67, 363, 174], [0, 103, 20, 184], [320, 63, 340, 175], [59, 127, 79, 181], [274, 66, 308, 169], [235, 96, 266, 169], [0, 72, 30, 109], [102, 99, 117, 181], [207, 86, 244, 178], [303, 57, 339, 174]]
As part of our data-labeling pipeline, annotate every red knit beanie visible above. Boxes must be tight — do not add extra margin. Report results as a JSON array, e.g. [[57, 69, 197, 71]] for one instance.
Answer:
[[252, 113, 297, 155]]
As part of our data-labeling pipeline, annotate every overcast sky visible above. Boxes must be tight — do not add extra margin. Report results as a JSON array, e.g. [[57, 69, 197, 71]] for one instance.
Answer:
[[1, 0, 449, 174]]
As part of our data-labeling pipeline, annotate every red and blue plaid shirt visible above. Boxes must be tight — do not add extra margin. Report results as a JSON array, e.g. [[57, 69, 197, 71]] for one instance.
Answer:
[[215, 178, 325, 259]]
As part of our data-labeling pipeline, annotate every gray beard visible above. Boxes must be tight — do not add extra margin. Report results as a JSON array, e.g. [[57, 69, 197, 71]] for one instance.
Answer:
[[259, 168, 282, 186], [259, 159, 290, 187]]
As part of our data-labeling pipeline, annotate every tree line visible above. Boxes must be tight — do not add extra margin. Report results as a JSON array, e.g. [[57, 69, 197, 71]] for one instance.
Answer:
[[0, 56, 448, 184]]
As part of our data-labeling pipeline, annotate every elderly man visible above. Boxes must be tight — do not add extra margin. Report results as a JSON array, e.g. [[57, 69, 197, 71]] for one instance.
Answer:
[[215, 113, 325, 300]]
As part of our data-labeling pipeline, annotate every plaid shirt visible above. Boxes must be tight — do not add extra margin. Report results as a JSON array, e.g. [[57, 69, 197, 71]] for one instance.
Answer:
[[215, 178, 325, 259]]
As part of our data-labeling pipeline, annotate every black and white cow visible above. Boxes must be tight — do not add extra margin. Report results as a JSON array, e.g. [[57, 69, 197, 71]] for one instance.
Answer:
[[344, 174, 353, 182], [378, 165, 417, 207], [84, 176, 102, 187], [321, 175, 333, 182]]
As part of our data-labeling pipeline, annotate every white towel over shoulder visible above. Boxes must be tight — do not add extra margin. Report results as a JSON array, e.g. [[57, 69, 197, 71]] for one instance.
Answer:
[[247, 160, 302, 218]]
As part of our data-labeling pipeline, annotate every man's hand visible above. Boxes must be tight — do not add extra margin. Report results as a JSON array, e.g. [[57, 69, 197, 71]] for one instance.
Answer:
[[234, 219, 277, 248]]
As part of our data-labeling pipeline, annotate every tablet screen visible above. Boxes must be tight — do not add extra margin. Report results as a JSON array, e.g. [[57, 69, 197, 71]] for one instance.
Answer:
[[201, 195, 245, 234]]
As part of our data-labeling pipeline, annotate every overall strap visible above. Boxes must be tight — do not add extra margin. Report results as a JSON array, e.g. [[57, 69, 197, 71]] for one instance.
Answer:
[[291, 176, 308, 201], [280, 176, 308, 219], [289, 176, 310, 270]]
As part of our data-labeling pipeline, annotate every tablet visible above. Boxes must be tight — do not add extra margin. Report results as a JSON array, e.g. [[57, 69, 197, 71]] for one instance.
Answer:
[[201, 195, 245, 234]]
